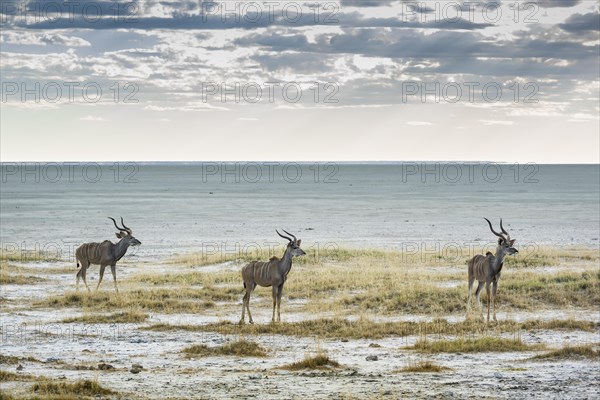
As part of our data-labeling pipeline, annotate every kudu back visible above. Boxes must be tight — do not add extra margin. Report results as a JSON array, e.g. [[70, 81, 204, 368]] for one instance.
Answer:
[[75, 217, 141, 293]]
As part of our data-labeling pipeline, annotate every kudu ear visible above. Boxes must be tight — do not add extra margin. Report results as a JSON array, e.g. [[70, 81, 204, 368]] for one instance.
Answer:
[[497, 238, 504, 245], [509, 239, 516, 246], [296, 239, 302, 246], [116, 232, 124, 239]]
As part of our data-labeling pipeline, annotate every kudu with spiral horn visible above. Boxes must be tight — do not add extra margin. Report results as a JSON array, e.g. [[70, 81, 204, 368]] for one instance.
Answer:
[[467, 218, 518, 321], [240, 230, 306, 324], [75, 217, 141, 293]]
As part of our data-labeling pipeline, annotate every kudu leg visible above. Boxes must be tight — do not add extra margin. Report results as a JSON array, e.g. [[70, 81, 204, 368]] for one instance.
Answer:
[[271, 286, 278, 323], [240, 291, 248, 324], [110, 264, 119, 293], [80, 263, 91, 292], [96, 265, 106, 291], [492, 281, 498, 321], [242, 285, 254, 324], [466, 277, 475, 315], [485, 282, 491, 322], [474, 282, 484, 316], [76, 266, 81, 291], [276, 284, 284, 322], [246, 296, 254, 324]]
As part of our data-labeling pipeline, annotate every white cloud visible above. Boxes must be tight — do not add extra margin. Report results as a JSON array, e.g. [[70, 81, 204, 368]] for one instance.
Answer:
[[479, 120, 515, 126], [1, 32, 91, 47], [79, 115, 106, 121], [406, 121, 433, 126]]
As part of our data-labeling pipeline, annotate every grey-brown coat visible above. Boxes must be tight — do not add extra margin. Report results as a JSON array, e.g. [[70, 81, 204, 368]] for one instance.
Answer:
[[75, 217, 141, 292], [240, 230, 305, 324], [467, 218, 518, 321]]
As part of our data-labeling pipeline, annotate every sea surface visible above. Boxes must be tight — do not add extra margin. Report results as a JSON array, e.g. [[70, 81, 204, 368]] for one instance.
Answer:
[[1, 162, 598, 262]]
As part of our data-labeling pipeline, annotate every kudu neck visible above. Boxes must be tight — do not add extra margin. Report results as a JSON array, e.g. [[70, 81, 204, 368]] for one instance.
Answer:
[[279, 245, 294, 273], [492, 245, 507, 271], [115, 237, 131, 259]]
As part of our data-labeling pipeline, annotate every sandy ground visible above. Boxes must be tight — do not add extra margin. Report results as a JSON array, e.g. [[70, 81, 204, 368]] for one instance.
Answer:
[[1, 261, 599, 399]]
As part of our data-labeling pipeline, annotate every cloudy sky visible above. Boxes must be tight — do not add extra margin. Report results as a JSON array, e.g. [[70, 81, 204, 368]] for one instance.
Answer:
[[1, 0, 598, 162]]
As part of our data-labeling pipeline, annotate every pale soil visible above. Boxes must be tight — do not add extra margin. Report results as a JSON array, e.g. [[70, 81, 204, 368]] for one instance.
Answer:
[[1, 260, 599, 400]]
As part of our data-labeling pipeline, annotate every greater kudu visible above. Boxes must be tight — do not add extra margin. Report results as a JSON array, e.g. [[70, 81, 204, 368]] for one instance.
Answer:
[[467, 218, 518, 321], [240, 230, 306, 324], [75, 217, 141, 293]]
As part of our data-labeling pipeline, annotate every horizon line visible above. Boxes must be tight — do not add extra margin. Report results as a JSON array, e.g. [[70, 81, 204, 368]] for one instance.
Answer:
[[0, 160, 599, 165]]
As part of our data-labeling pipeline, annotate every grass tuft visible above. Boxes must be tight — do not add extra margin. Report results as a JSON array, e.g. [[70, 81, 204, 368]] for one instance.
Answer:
[[0, 355, 38, 365], [281, 352, 341, 370], [532, 344, 599, 360], [61, 311, 148, 324], [0, 370, 33, 382], [32, 379, 115, 397], [397, 360, 452, 373], [183, 340, 267, 358], [0, 273, 46, 285], [411, 336, 545, 353]]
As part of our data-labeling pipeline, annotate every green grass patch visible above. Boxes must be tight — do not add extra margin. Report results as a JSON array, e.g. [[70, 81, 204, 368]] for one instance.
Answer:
[[183, 340, 267, 358]]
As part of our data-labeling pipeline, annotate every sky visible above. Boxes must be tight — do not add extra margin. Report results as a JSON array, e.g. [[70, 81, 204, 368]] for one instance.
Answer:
[[0, 0, 598, 162]]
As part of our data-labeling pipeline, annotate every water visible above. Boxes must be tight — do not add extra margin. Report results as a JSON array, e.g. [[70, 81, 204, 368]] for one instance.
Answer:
[[1, 162, 598, 262]]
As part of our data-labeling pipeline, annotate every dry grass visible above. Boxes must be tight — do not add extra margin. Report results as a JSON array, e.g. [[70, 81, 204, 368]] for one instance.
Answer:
[[0, 250, 60, 263], [532, 344, 599, 360], [396, 360, 452, 373], [3, 265, 72, 275], [0, 273, 45, 285], [170, 245, 356, 267], [61, 311, 148, 324], [131, 247, 599, 316], [142, 318, 597, 339], [520, 319, 597, 331], [281, 352, 341, 370], [411, 336, 545, 353], [0, 355, 39, 365], [182, 340, 267, 358], [42, 289, 218, 313], [0, 391, 15, 400], [0, 262, 47, 285], [0, 370, 33, 382], [31, 379, 115, 399]]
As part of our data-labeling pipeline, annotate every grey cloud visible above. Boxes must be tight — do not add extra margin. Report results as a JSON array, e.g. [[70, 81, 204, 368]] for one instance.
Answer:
[[340, 0, 397, 7], [236, 27, 598, 80], [535, 0, 582, 8], [5, 1, 493, 31], [559, 12, 600, 32]]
